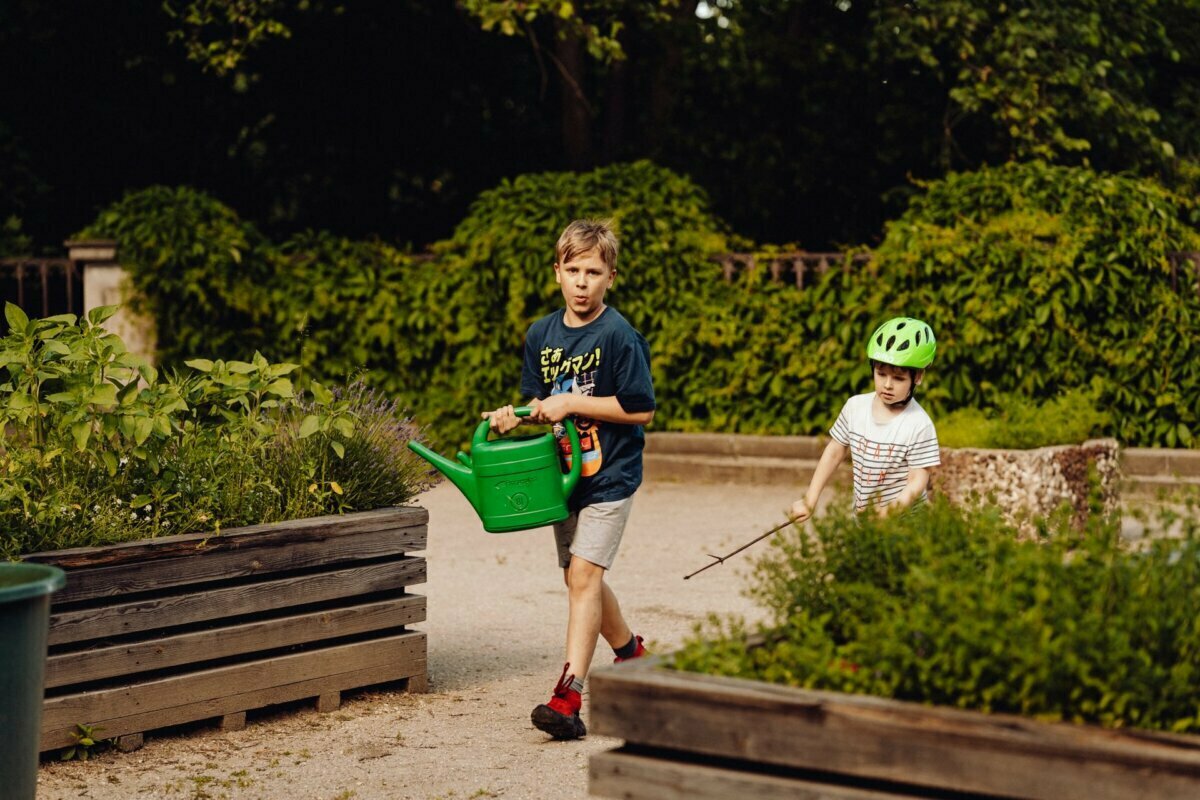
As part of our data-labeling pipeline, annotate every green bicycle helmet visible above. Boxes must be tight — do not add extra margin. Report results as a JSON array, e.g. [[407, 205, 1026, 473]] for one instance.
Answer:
[[866, 317, 936, 369]]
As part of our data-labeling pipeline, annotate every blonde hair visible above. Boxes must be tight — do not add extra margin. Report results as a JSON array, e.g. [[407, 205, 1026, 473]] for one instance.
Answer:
[[555, 219, 619, 271]]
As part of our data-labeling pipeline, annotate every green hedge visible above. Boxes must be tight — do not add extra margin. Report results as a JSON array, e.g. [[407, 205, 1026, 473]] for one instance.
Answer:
[[672, 500, 1200, 733], [82, 161, 1200, 448]]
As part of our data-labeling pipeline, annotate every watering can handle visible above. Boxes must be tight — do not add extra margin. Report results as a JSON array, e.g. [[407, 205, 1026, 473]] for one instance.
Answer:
[[473, 406, 536, 447], [472, 406, 583, 491]]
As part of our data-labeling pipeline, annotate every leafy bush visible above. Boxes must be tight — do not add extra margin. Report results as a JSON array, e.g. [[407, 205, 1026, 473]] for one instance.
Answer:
[[673, 499, 1200, 733], [937, 388, 1111, 449], [81, 161, 1200, 449], [656, 161, 1200, 447], [0, 305, 431, 558], [875, 161, 1200, 448], [0, 215, 31, 257], [79, 185, 277, 363], [82, 163, 734, 450]]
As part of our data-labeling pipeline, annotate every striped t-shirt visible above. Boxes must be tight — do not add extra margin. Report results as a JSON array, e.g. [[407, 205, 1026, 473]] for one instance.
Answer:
[[829, 393, 940, 512]]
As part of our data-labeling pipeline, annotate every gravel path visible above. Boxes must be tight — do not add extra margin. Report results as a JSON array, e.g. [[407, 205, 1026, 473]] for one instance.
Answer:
[[37, 479, 787, 800]]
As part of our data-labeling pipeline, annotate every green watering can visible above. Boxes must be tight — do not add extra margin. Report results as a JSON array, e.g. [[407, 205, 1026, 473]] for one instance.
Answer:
[[408, 406, 581, 532]]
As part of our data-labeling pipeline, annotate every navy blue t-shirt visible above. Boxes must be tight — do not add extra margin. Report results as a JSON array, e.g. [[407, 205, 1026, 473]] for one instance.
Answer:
[[520, 307, 656, 511]]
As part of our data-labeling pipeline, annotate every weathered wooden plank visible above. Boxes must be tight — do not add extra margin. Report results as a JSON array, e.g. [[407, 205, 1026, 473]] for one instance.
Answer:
[[24, 507, 428, 569], [41, 631, 426, 751], [49, 557, 425, 645], [590, 748, 933, 800], [589, 663, 1200, 800], [45, 594, 426, 688], [47, 524, 426, 605]]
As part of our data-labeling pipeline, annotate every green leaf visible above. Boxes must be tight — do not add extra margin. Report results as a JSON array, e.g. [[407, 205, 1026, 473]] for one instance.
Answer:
[[71, 421, 91, 451], [185, 358, 215, 373], [310, 381, 334, 405], [130, 495, 152, 509], [334, 417, 354, 438], [331, 440, 345, 459], [101, 451, 119, 476], [87, 304, 119, 326], [5, 302, 29, 334], [88, 384, 119, 406], [298, 414, 320, 438], [133, 416, 154, 445], [266, 378, 294, 398]]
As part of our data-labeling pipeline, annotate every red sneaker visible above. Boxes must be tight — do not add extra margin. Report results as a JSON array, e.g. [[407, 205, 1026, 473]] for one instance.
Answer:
[[530, 663, 586, 740], [614, 634, 647, 663]]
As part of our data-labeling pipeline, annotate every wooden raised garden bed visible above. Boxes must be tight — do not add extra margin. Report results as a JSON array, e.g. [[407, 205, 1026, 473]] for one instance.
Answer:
[[22, 506, 428, 752], [588, 658, 1200, 800]]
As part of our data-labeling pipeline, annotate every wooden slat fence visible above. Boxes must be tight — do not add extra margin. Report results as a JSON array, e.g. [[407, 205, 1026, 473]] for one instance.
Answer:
[[23, 506, 429, 752]]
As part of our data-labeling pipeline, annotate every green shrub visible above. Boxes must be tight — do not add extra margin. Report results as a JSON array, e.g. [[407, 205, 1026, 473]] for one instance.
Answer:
[[81, 161, 1200, 449], [79, 185, 277, 363], [657, 161, 1200, 447], [937, 388, 1111, 449], [673, 499, 1200, 733], [0, 305, 431, 558], [875, 161, 1200, 448]]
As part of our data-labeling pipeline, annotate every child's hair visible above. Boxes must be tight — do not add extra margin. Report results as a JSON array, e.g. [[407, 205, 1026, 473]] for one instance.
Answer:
[[869, 359, 920, 382], [556, 219, 619, 271]]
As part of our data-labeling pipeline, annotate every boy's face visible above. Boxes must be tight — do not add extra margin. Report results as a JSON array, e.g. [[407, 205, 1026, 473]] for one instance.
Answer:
[[873, 362, 922, 404], [554, 248, 614, 323]]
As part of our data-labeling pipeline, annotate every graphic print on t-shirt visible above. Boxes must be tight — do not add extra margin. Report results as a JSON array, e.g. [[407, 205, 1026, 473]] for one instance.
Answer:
[[552, 371, 602, 478]]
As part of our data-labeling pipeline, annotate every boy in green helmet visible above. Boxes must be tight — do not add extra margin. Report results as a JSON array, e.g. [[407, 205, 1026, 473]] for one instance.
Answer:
[[791, 317, 941, 521]]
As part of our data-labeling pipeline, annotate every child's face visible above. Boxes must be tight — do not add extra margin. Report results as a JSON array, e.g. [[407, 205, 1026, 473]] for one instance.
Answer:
[[554, 248, 614, 322], [873, 363, 921, 404]]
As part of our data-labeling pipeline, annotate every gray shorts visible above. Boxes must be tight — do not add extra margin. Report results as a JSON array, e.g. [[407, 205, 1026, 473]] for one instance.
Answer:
[[554, 496, 634, 570]]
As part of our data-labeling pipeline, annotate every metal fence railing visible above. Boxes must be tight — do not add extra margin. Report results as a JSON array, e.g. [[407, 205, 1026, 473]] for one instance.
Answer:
[[714, 250, 1200, 294], [0, 259, 84, 319]]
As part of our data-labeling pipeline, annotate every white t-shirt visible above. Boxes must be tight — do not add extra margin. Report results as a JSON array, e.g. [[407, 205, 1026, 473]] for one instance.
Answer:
[[829, 392, 940, 512]]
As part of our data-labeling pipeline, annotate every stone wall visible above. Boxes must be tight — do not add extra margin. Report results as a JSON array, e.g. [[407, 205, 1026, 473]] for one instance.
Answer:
[[932, 438, 1121, 530]]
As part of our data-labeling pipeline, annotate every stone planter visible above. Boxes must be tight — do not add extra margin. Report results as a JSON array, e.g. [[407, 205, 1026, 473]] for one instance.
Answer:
[[935, 438, 1121, 531], [589, 657, 1200, 800], [21, 507, 427, 752]]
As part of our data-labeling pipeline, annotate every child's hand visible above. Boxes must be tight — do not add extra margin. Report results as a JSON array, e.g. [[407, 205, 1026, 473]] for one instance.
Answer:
[[532, 393, 574, 423], [788, 499, 812, 523], [482, 405, 521, 434]]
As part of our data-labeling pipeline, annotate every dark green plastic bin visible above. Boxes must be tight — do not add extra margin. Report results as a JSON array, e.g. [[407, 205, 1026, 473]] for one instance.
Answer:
[[0, 563, 66, 800]]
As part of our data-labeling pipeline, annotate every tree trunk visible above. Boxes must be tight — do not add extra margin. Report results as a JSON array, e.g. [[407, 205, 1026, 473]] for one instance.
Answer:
[[645, 0, 699, 153], [555, 21, 593, 169], [601, 56, 628, 163]]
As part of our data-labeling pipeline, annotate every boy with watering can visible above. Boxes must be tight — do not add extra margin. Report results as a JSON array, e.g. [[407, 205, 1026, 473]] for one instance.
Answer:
[[484, 219, 655, 740]]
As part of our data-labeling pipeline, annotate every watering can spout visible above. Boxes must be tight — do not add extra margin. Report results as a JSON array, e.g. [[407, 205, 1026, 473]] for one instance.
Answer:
[[407, 441, 482, 513]]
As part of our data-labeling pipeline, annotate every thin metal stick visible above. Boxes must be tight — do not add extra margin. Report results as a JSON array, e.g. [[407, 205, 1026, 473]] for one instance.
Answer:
[[683, 518, 795, 580]]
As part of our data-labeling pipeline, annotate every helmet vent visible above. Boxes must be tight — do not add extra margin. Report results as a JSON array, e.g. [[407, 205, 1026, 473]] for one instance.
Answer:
[[885, 335, 896, 351], [897, 340, 911, 351], [876, 334, 884, 346], [915, 330, 923, 345], [897, 321, 907, 329]]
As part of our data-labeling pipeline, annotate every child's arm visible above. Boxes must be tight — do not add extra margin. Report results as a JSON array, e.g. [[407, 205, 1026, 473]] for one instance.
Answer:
[[529, 393, 654, 426], [790, 439, 848, 522], [882, 466, 931, 514]]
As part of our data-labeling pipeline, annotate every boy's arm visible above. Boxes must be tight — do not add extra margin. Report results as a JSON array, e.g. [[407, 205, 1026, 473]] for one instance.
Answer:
[[882, 466, 931, 514], [790, 439, 848, 522], [529, 393, 654, 426]]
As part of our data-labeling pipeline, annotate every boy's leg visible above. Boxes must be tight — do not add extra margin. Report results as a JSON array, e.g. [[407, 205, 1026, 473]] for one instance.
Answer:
[[532, 498, 635, 739]]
